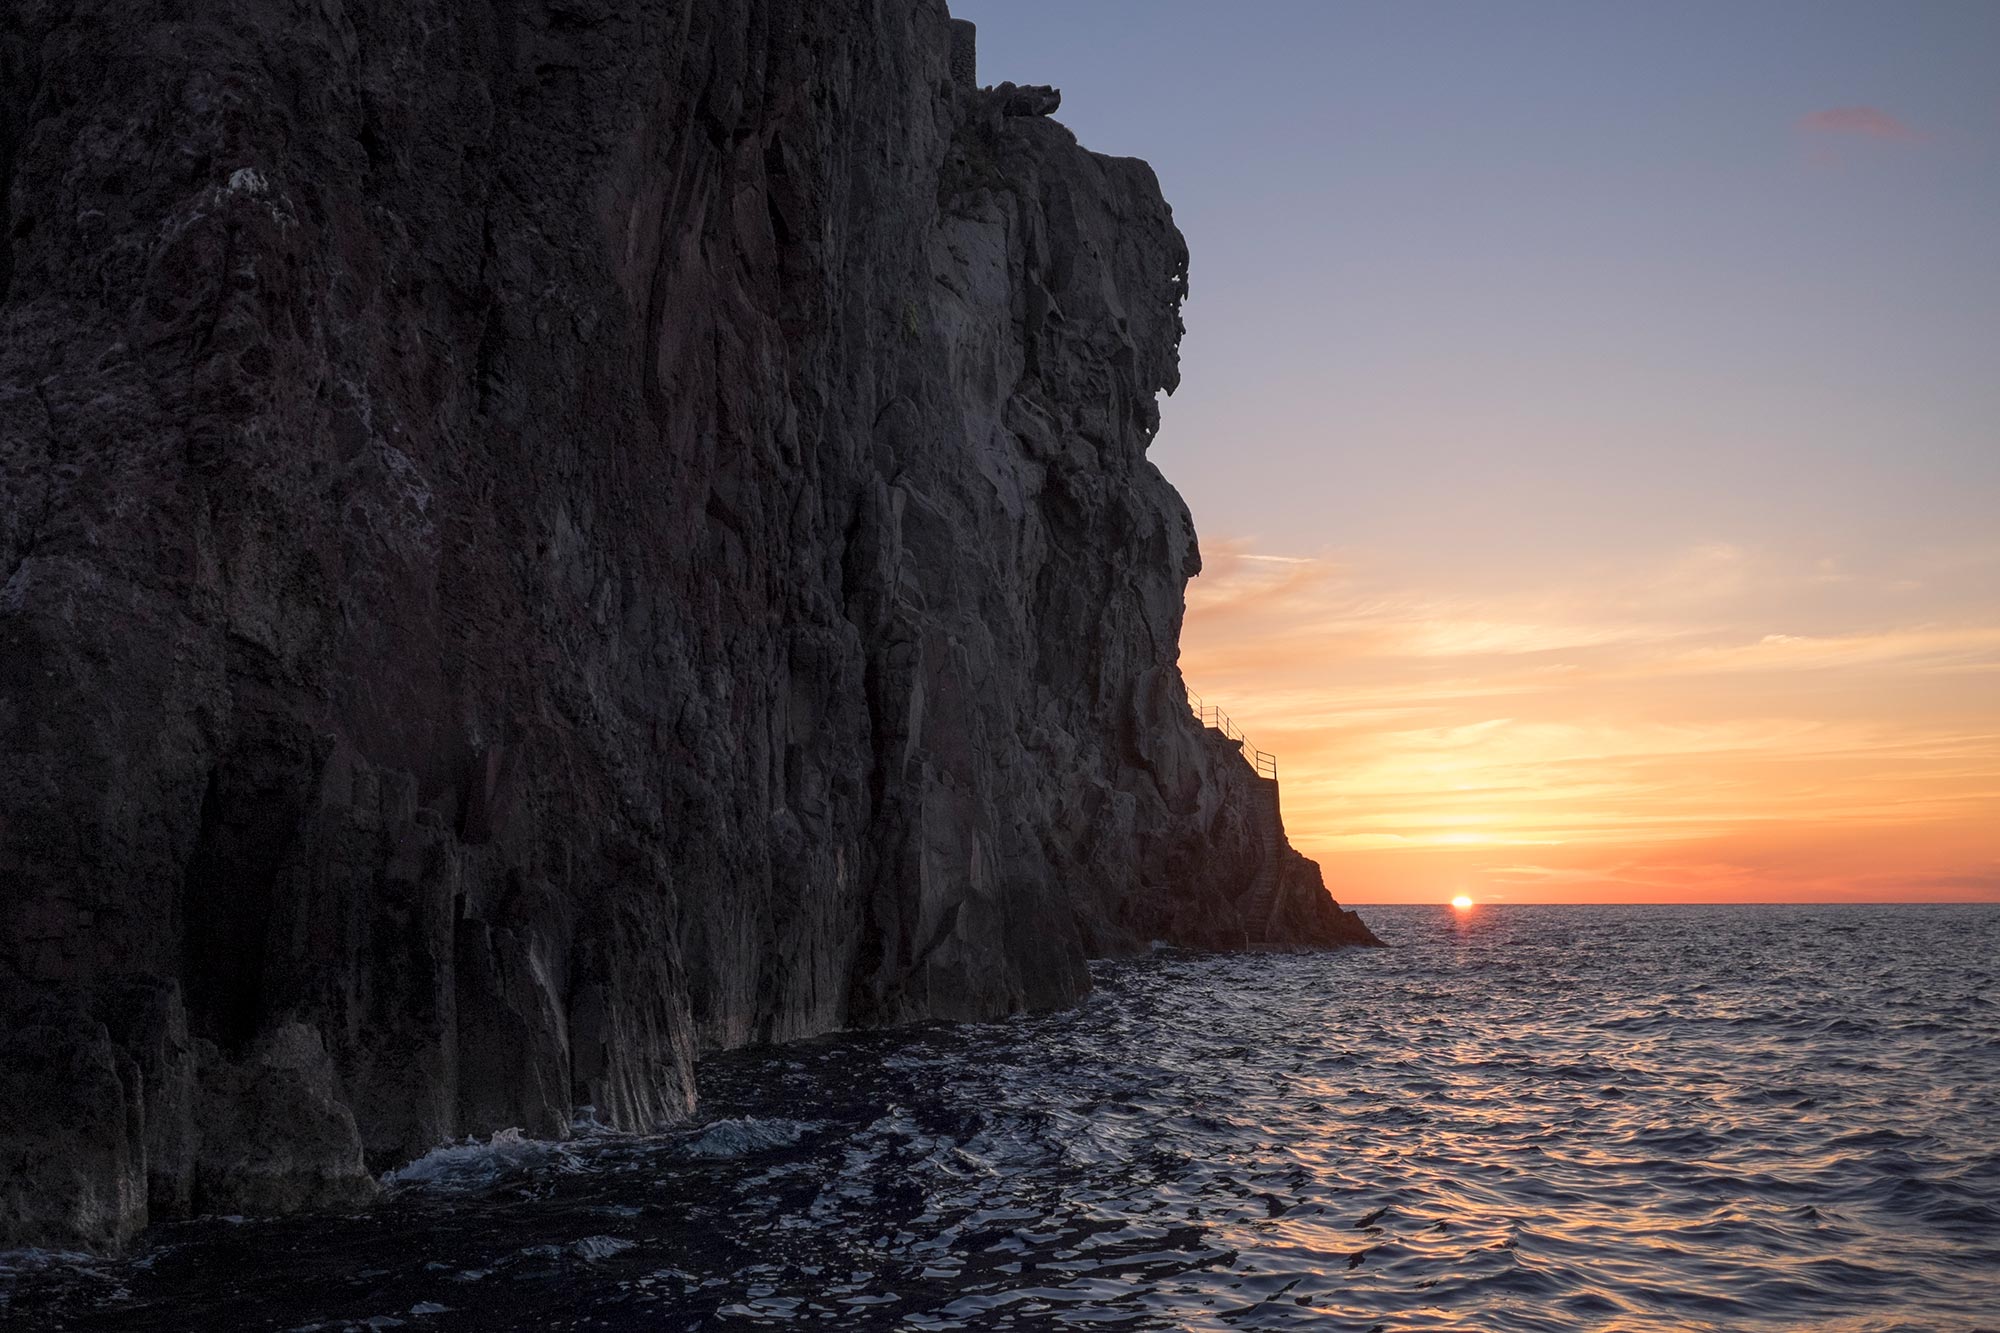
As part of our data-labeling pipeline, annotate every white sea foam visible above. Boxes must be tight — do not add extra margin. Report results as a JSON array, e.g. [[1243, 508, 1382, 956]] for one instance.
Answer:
[[680, 1116, 816, 1159], [382, 1127, 582, 1191], [570, 1236, 637, 1262], [0, 1248, 96, 1275]]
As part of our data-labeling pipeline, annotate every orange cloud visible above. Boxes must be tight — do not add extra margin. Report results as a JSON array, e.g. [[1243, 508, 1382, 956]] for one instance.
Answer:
[[1797, 106, 1925, 141], [1181, 539, 2000, 904]]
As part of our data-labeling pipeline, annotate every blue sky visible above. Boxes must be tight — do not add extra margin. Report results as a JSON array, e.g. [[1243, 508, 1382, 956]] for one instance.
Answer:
[[955, 0, 1998, 573], [952, 1, 2000, 901]]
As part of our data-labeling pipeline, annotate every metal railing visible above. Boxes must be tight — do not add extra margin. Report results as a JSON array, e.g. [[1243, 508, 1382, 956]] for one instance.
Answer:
[[1186, 690, 1278, 780]]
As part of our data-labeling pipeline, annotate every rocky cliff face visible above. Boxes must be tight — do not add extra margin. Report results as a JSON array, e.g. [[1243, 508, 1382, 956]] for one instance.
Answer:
[[0, 0, 1377, 1249]]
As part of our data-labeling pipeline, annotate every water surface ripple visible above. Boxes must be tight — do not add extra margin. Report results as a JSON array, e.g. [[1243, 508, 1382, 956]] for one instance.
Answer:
[[7, 904, 1997, 1330]]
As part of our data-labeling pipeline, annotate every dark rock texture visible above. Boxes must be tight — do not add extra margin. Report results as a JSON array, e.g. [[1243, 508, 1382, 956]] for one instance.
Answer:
[[991, 82, 1062, 118], [0, 0, 1376, 1248]]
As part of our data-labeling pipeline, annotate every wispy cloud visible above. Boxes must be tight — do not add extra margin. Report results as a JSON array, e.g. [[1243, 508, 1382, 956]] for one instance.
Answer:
[[1181, 539, 2000, 903], [1797, 106, 1926, 142]]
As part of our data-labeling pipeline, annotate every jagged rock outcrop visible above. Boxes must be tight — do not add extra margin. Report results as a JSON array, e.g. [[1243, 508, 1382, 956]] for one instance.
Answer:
[[990, 82, 1063, 118], [0, 0, 1375, 1249]]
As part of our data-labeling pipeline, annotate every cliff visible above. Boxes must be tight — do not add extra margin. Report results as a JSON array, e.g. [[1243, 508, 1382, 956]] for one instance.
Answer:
[[0, 0, 1377, 1249]]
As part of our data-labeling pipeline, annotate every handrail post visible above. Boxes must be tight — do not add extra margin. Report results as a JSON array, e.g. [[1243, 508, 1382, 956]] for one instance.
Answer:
[[1190, 688, 1280, 786]]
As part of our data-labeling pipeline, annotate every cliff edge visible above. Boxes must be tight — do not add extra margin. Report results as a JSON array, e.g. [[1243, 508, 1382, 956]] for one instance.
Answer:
[[0, 0, 1377, 1249]]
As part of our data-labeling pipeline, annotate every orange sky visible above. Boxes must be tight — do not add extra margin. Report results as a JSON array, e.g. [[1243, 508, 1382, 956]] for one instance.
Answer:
[[1181, 538, 2000, 904]]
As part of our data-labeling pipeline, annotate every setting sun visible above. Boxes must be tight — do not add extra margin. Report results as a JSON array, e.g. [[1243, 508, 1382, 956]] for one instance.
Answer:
[[1451, 896, 1475, 910]]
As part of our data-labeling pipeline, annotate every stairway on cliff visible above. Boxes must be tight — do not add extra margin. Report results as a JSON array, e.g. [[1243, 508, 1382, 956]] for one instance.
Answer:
[[1239, 776, 1285, 944], [1189, 694, 1289, 946]]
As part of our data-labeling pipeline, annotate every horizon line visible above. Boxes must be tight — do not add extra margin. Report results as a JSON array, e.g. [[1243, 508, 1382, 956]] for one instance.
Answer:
[[1341, 898, 2000, 907]]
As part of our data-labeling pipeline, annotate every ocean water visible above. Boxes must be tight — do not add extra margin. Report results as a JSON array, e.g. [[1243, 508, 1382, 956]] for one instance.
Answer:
[[5, 903, 1997, 1331]]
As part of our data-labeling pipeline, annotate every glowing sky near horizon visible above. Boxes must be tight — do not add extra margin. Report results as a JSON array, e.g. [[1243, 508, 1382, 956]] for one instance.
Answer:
[[954, 0, 2000, 903]]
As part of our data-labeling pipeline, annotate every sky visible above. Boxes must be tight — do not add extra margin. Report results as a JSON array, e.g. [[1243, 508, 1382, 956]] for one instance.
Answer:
[[953, 0, 2000, 904]]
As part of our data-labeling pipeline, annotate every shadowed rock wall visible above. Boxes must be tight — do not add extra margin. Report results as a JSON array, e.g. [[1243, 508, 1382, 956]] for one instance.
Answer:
[[0, 0, 1375, 1248]]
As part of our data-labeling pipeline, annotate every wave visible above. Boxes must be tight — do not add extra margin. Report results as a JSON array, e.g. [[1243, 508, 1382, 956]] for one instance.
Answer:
[[383, 1127, 586, 1192], [678, 1116, 818, 1160]]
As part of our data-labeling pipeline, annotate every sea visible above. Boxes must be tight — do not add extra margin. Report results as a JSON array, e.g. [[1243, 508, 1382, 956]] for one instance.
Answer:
[[5, 903, 1996, 1331]]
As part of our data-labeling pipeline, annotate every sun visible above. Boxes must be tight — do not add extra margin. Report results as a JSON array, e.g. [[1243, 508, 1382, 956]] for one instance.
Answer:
[[1451, 895, 1475, 910]]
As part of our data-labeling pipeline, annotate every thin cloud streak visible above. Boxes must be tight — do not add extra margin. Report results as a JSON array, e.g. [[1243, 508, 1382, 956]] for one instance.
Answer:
[[1182, 539, 2000, 903], [1798, 106, 1927, 141]]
